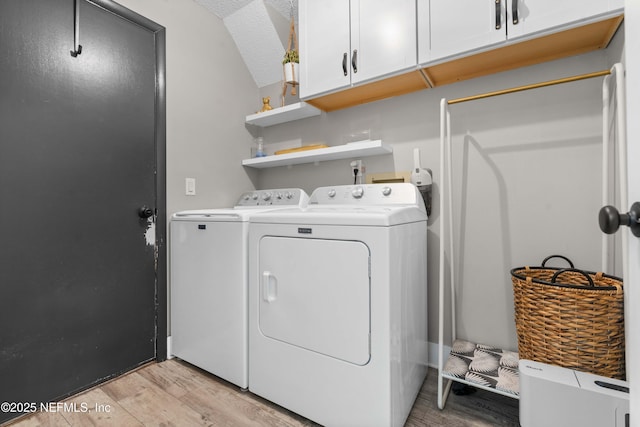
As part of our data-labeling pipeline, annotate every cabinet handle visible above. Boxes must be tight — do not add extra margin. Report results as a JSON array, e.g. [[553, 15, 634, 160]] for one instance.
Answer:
[[351, 49, 358, 73], [495, 0, 501, 30], [342, 52, 348, 76], [512, 0, 519, 24]]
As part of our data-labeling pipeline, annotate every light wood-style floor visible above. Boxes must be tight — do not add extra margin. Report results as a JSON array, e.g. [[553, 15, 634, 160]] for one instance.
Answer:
[[5, 359, 519, 426]]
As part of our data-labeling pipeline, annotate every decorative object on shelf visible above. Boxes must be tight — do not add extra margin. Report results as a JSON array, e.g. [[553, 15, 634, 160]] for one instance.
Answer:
[[254, 137, 266, 157], [257, 97, 273, 113], [283, 49, 299, 86], [281, 2, 299, 105], [274, 144, 328, 155]]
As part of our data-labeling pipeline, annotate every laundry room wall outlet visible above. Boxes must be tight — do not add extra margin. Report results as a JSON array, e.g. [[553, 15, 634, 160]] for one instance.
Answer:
[[185, 177, 196, 196]]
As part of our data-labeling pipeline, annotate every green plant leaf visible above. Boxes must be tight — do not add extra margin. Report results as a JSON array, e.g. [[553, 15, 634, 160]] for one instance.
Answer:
[[282, 49, 299, 64]]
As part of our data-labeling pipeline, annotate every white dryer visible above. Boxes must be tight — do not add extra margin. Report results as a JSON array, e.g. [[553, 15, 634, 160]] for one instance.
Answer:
[[248, 183, 428, 427], [169, 188, 308, 389]]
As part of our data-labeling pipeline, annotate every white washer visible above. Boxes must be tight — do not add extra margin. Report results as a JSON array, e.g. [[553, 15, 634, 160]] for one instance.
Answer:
[[248, 183, 428, 427], [169, 188, 309, 389]]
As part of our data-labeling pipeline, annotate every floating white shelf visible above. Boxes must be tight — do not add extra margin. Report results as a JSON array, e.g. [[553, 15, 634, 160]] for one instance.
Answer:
[[245, 102, 322, 127], [241, 140, 392, 169]]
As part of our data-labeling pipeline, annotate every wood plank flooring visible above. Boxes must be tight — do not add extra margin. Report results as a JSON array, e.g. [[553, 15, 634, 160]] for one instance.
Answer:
[[4, 359, 519, 426]]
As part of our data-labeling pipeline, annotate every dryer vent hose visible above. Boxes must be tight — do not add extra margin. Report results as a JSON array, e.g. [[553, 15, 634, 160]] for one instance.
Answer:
[[417, 185, 432, 217]]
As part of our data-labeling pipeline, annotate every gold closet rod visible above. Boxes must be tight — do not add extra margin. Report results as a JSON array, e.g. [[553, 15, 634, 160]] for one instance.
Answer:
[[447, 69, 611, 105]]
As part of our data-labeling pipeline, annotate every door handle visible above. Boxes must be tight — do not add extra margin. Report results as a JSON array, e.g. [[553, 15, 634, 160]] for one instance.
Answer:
[[599, 202, 640, 237], [512, 0, 519, 24], [342, 52, 348, 76], [495, 0, 502, 30], [262, 271, 277, 302], [138, 205, 154, 219], [351, 49, 358, 74]]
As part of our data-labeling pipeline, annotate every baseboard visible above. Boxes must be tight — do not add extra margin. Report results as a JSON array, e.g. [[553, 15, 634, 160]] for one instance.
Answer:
[[166, 335, 173, 360], [428, 341, 451, 370]]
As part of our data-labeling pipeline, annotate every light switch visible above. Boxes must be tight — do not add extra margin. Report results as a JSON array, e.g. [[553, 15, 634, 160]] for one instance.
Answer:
[[185, 178, 196, 196]]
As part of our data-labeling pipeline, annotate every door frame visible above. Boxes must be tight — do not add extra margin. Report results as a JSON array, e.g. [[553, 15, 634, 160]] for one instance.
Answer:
[[90, 0, 167, 361], [624, 0, 639, 420]]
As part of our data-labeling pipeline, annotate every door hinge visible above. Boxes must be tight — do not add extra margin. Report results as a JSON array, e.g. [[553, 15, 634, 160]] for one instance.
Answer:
[[154, 241, 159, 272]]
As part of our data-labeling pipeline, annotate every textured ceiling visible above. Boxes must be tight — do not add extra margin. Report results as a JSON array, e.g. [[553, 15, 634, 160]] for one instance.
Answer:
[[194, 0, 298, 88]]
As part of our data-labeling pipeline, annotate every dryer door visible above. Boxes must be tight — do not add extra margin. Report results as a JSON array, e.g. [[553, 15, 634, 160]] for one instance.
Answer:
[[258, 236, 371, 365]]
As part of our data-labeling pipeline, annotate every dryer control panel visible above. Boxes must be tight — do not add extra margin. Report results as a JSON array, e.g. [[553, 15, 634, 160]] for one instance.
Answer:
[[310, 183, 421, 206], [236, 188, 309, 207]]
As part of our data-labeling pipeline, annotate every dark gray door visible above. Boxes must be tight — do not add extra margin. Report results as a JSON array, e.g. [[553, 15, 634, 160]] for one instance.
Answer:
[[0, 1, 166, 421]]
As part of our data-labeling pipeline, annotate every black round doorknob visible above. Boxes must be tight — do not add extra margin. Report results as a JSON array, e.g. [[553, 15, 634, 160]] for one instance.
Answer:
[[138, 206, 154, 219], [599, 202, 640, 237]]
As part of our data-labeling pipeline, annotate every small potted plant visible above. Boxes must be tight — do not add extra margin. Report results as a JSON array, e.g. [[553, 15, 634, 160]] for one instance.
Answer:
[[283, 49, 299, 85]]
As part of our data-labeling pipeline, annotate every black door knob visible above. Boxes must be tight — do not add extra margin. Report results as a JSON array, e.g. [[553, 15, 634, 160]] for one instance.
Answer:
[[599, 202, 640, 237], [138, 206, 154, 219]]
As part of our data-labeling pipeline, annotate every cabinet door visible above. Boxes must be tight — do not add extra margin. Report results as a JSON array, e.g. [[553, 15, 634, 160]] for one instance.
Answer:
[[351, 0, 417, 84], [299, 0, 351, 99], [507, 0, 624, 40], [421, 0, 506, 64]]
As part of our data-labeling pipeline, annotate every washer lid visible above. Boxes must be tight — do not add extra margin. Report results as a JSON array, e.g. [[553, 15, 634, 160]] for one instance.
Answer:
[[171, 207, 277, 222], [249, 205, 426, 226]]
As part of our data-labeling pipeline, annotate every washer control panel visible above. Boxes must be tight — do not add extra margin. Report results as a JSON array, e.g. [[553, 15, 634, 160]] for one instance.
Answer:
[[310, 183, 420, 206], [236, 188, 309, 207]]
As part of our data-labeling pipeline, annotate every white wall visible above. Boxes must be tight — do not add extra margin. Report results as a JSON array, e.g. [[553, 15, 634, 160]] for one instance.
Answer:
[[113, 0, 626, 355], [116, 0, 260, 215], [256, 36, 625, 351]]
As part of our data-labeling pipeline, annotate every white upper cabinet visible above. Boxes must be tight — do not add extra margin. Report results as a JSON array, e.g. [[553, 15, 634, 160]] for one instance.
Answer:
[[506, 0, 624, 40], [418, 0, 506, 64], [419, 0, 624, 65], [352, 0, 417, 83], [300, 0, 417, 100], [299, 0, 351, 98]]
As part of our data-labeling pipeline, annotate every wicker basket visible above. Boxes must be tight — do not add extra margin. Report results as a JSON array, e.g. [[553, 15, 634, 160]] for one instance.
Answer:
[[511, 255, 625, 380]]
